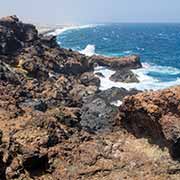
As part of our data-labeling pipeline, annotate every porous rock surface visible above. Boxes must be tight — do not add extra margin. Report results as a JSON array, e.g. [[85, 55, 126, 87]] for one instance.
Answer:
[[120, 86, 180, 158], [0, 15, 180, 180]]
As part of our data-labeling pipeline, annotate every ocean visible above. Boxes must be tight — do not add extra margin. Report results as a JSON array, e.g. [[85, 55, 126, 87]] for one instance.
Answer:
[[53, 23, 180, 91]]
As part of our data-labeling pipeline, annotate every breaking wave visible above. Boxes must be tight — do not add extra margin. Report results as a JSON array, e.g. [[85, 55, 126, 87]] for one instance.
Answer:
[[79, 44, 180, 91], [55, 23, 180, 91], [80, 44, 96, 56], [48, 24, 96, 36], [94, 63, 180, 91]]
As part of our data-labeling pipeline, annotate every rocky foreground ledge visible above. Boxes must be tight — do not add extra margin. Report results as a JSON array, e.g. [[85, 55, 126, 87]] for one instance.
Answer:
[[1, 16, 180, 179]]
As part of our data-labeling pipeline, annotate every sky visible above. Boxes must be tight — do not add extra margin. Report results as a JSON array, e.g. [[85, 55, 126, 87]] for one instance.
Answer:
[[0, 0, 180, 25]]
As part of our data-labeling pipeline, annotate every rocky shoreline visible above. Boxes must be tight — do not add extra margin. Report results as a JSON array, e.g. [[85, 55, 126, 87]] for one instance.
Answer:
[[1, 15, 180, 179]]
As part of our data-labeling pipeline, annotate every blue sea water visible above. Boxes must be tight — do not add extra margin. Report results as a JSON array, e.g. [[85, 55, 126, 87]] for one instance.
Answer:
[[56, 23, 180, 90]]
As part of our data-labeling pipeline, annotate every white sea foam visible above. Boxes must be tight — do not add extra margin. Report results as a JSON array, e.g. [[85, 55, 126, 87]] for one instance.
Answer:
[[80, 44, 96, 56], [140, 63, 180, 75], [94, 63, 180, 91], [49, 25, 180, 91], [48, 24, 96, 36]]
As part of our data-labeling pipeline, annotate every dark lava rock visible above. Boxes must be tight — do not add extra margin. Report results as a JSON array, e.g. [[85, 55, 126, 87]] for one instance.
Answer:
[[97, 87, 141, 103], [110, 69, 139, 83], [80, 97, 119, 132], [0, 15, 38, 55], [80, 87, 140, 132]]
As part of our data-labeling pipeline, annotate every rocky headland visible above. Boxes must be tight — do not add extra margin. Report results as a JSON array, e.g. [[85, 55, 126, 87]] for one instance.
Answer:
[[1, 15, 180, 179]]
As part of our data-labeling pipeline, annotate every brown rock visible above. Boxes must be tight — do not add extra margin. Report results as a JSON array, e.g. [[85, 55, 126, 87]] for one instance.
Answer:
[[89, 55, 142, 70], [119, 86, 180, 158], [1, 15, 180, 179]]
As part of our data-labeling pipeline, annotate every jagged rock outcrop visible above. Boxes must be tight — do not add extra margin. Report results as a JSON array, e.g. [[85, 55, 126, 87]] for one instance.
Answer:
[[89, 55, 142, 70], [1, 15, 180, 180], [0, 16, 93, 82], [0, 15, 38, 55], [0, 16, 98, 179], [119, 86, 180, 158]]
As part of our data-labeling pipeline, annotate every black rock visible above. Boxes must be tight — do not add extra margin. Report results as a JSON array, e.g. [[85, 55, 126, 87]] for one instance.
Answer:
[[80, 97, 118, 132], [97, 87, 140, 103], [110, 69, 139, 83], [0, 15, 38, 55], [80, 87, 141, 132]]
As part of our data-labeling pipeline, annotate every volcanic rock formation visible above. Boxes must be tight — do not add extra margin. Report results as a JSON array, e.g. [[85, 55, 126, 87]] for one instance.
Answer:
[[0, 15, 180, 180]]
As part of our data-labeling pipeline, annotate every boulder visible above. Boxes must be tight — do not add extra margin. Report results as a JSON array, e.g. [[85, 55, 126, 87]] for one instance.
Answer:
[[110, 69, 139, 83], [89, 55, 142, 70], [80, 96, 119, 132], [80, 87, 140, 132]]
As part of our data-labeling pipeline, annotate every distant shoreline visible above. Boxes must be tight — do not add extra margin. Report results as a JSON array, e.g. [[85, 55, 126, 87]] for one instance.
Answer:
[[36, 24, 73, 35]]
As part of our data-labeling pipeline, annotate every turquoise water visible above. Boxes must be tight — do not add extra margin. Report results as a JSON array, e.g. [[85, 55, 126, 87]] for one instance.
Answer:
[[56, 23, 180, 90]]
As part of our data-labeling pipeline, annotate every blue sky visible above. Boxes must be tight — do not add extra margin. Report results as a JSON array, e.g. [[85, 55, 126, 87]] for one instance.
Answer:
[[0, 0, 180, 24]]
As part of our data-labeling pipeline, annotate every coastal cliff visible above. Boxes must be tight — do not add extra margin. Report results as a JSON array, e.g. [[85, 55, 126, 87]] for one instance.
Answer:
[[1, 16, 180, 180]]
